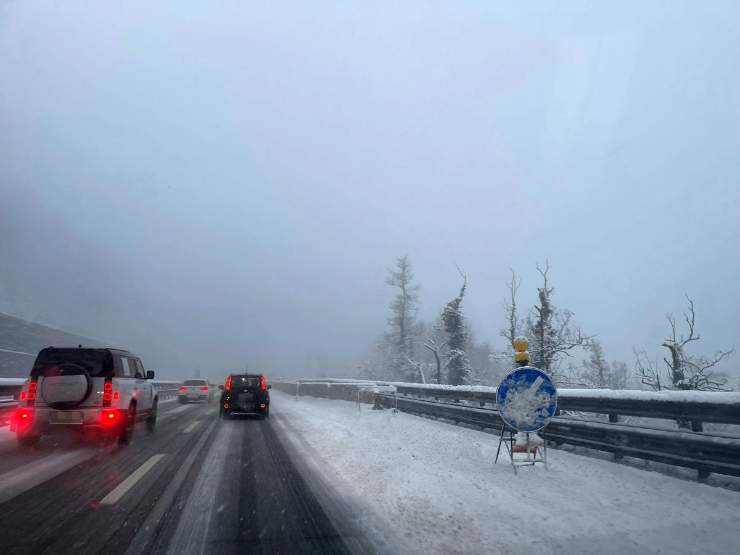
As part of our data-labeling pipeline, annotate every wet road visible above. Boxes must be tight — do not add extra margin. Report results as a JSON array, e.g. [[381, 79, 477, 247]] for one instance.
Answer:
[[0, 399, 355, 554]]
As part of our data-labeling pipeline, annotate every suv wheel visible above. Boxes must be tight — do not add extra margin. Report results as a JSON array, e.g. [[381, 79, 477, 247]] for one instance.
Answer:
[[146, 400, 158, 433], [119, 404, 136, 445]]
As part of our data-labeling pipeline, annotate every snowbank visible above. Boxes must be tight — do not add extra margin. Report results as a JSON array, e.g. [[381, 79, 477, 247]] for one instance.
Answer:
[[272, 391, 740, 555]]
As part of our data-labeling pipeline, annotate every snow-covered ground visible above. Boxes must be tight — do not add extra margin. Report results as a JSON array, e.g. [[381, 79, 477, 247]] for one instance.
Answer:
[[271, 391, 740, 555]]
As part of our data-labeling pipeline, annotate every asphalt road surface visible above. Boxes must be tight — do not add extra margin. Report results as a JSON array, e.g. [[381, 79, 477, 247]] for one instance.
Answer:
[[0, 399, 360, 554]]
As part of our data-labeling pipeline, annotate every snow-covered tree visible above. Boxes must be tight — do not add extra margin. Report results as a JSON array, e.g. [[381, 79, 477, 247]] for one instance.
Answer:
[[385, 255, 421, 381], [526, 261, 591, 375], [578, 339, 628, 389], [637, 296, 733, 391], [442, 272, 472, 385]]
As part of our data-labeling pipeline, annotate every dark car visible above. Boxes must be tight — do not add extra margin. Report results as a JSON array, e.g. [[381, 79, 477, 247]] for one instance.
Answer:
[[219, 373, 270, 419]]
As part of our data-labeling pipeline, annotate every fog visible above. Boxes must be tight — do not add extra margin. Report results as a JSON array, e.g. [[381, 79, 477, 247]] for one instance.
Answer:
[[1, 2, 738, 382]]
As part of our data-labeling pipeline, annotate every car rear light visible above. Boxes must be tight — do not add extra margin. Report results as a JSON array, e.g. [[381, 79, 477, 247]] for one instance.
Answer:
[[223, 403, 229, 410], [225, 375, 232, 391], [259, 376, 267, 391], [113, 391, 120, 401], [27, 381, 37, 402], [20, 391, 27, 400], [101, 409, 119, 426], [179, 386, 189, 391], [199, 387, 208, 391], [16, 408, 33, 424], [260, 403, 266, 409], [103, 381, 113, 403]]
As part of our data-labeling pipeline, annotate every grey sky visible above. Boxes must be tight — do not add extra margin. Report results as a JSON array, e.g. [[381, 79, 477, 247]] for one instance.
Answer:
[[1, 1, 738, 381]]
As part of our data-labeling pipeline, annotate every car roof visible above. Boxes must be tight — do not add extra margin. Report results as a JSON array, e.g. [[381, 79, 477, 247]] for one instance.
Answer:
[[42, 346, 132, 354]]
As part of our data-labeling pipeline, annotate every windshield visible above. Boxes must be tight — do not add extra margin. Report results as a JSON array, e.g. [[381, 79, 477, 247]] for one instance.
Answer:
[[1, 2, 738, 554]]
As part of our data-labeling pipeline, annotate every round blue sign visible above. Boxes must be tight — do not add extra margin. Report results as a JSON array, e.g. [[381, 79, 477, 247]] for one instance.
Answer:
[[496, 367, 557, 432]]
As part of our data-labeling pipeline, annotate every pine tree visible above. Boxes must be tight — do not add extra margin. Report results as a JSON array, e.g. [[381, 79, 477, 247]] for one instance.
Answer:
[[385, 255, 420, 382], [442, 273, 472, 385]]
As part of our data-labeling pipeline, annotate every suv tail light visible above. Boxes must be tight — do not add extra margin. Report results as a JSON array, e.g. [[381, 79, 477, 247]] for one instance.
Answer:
[[103, 380, 113, 405], [27, 381, 38, 404], [199, 386, 208, 391], [225, 375, 232, 391], [101, 408, 119, 427], [16, 407, 33, 424], [179, 386, 189, 391], [259, 375, 267, 391]]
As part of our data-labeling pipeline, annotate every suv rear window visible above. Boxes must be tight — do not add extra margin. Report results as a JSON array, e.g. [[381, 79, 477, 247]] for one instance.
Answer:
[[232, 375, 260, 387], [183, 379, 207, 385], [31, 348, 114, 378]]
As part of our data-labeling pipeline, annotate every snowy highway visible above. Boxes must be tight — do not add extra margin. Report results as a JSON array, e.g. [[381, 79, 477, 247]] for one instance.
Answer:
[[0, 397, 361, 554], [1, 392, 740, 554]]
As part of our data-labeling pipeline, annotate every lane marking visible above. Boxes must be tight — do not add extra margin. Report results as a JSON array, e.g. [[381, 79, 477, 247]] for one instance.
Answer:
[[100, 454, 165, 505], [181, 421, 201, 434], [0, 449, 97, 505], [124, 420, 218, 555]]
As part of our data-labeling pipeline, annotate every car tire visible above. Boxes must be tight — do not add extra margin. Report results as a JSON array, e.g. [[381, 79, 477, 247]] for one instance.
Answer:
[[178, 397, 187, 404], [119, 404, 136, 445], [263, 406, 270, 419], [146, 400, 158, 433]]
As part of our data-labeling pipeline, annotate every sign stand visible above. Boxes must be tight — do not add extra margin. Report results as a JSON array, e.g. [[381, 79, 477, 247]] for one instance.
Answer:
[[494, 338, 556, 473], [495, 425, 548, 473]]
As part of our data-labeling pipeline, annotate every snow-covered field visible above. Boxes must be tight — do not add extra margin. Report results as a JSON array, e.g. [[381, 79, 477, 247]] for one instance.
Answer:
[[272, 391, 740, 555]]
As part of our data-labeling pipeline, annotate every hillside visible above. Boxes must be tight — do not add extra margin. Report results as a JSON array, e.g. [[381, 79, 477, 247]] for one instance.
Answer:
[[0, 312, 102, 378]]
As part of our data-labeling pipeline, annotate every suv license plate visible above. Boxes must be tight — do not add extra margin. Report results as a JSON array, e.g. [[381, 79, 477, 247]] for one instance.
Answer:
[[51, 411, 83, 424]]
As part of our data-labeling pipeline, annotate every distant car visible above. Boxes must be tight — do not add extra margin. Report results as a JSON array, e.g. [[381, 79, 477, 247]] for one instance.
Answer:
[[15, 347, 157, 446], [219, 374, 270, 418], [178, 379, 213, 403]]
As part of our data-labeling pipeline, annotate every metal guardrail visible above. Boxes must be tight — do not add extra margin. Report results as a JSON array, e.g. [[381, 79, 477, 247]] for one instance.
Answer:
[[276, 379, 740, 480]]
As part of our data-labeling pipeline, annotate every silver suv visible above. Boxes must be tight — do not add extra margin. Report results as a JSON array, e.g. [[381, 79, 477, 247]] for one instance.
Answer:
[[15, 347, 158, 446]]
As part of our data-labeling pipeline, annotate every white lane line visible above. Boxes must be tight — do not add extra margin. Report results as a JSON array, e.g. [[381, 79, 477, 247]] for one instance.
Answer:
[[0, 449, 97, 504], [181, 421, 200, 434], [100, 454, 165, 506], [158, 405, 196, 421]]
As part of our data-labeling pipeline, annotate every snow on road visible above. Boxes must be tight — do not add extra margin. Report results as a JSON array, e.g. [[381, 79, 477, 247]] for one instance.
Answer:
[[271, 391, 740, 555]]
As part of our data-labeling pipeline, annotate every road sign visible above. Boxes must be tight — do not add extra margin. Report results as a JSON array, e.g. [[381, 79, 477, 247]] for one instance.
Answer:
[[496, 367, 557, 432]]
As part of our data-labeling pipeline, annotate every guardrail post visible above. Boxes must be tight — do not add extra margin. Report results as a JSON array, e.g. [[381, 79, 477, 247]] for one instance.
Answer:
[[608, 414, 619, 423], [691, 421, 703, 432]]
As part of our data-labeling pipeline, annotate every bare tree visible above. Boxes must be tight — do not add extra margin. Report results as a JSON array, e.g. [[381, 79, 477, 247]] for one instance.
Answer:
[[636, 296, 733, 391], [424, 335, 446, 384], [527, 260, 592, 374], [500, 269, 522, 346]]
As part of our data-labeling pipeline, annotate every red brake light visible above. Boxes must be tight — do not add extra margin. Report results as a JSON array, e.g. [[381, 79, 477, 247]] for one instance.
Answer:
[[179, 386, 188, 391], [101, 409, 119, 426], [225, 376, 232, 391], [223, 403, 229, 409], [200, 387, 208, 391], [16, 408, 32, 423], [259, 376, 266, 391], [103, 381, 113, 402], [20, 391, 27, 400], [27, 381, 37, 402], [113, 391, 120, 401]]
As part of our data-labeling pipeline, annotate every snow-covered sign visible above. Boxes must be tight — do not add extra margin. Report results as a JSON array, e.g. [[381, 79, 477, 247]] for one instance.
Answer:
[[496, 367, 557, 432]]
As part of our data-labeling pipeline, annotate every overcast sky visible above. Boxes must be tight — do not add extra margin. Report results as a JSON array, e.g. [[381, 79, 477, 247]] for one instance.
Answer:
[[1, 1, 738, 382]]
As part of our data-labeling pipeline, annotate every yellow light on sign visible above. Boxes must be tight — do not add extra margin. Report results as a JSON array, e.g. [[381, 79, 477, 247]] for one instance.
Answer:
[[512, 337, 529, 353]]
